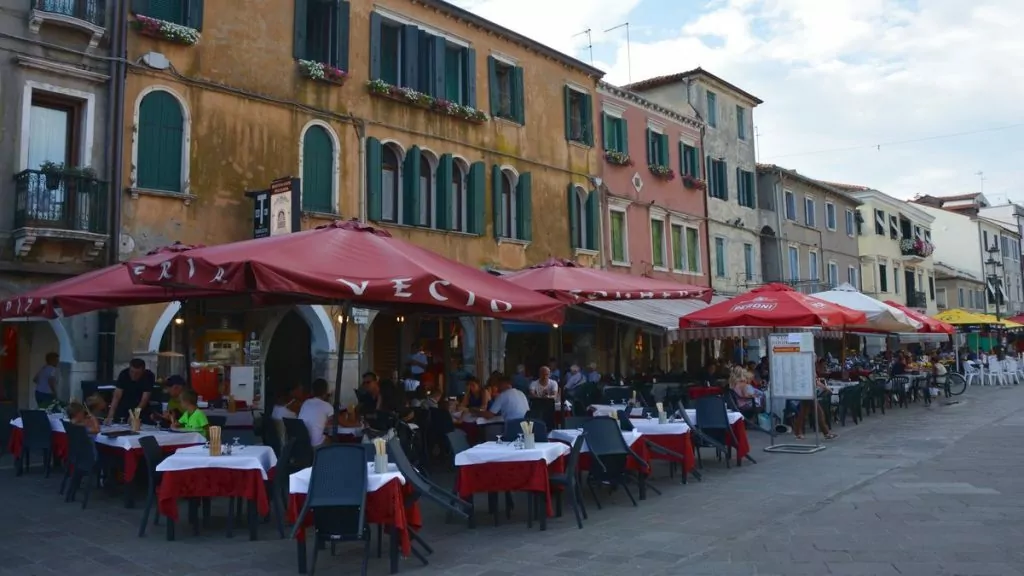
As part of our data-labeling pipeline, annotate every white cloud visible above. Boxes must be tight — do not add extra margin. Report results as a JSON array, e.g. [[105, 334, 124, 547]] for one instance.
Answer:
[[451, 0, 1024, 201]]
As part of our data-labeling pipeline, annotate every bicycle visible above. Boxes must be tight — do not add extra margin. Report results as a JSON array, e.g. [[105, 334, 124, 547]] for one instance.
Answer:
[[942, 371, 968, 397]]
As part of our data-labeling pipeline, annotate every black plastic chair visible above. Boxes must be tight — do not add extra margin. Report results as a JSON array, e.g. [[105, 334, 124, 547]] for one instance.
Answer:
[[387, 436, 471, 548], [0, 403, 17, 463], [62, 423, 100, 509], [207, 414, 228, 428], [887, 376, 911, 408], [501, 418, 549, 442], [549, 433, 595, 529], [692, 396, 746, 467], [564, 416, 592, 429], [616, 411, 635, 432], [268, 437, 297, 539], [290, 445, 371, 576], [263, 416, 284, 456], [601, 387, 631, 404], [478, 421, 504, 444], [581, 417, 650, 509], [527, 397, 556, 430], [445, 429, 470, 456], [137, 435, 166, 537], [282, 418, 314, 468], [19, 410, 54, 477], [837, 385, 863, 426]]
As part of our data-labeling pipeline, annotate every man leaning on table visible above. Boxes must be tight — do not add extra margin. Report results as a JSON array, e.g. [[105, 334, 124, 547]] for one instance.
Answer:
[[298, 378, 335, 447], [481, 375, 529, 420], [106, 358, 155, 425]]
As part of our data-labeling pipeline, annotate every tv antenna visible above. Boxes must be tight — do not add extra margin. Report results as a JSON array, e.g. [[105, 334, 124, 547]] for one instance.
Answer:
[[573, 29, 593, 65], [604, 22, 632, 83], [976, 170, 986, 194]]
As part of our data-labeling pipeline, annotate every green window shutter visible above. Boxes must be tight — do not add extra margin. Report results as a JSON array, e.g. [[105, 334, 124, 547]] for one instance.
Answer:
[[186, 0, 203, 29], [435, 154, 453, 230], [130, 0, 150, 15], [402, 146, 420, 225], [301, 126, 334, 213], [512, 66, 525, 124], [601, 113, 611, 151], [583, 93, 594, 146], [137, 91, 184, 192], [620, 118, 629, 155], [365, 137, 382, 221], [735, 167, 742, 205], [567, 184, 580, 250], [719, 161, 728, 201], [706, 156, 713, 197], [517, 173, 532, 241], [468, 161, 485, 235], [487, 56, 498, 115], [659, 133, 669, 165], [429, 35, 446, 98], [368, 12, 381, 79], [585, 190, 599, 250], [678, 141, 685, 177], [292, 0, 308, 59], [401, 25, 419, 88], [334, 1, 350, 71], [491, 165, 504, 238], [645, 128, 653, 165], [563, 86, 572, 140], [464, 49, 477, 108], [144, 0, 182, 23]]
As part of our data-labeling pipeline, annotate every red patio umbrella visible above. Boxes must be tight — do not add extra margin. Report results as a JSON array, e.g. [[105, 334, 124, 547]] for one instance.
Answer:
[[884, 300, 955, 334], [679, 283, 866, 329], [125, 220, 565, 325], [501, 258, 713, 304], [0, 243, 220, 319]]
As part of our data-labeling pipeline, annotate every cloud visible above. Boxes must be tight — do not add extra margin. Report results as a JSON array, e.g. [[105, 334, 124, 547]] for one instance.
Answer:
[[450, 0, 1024, 201]]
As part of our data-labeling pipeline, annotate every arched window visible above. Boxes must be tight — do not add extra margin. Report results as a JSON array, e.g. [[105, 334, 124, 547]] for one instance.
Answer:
[[502, 169, 517, 238], [137, 90, 184, 192], [451, 160, 467, 232], [301, 125, 335, 213], [574, 186, 588, 248], [419, 152, 434, 228], [381, 145, 400, 222]]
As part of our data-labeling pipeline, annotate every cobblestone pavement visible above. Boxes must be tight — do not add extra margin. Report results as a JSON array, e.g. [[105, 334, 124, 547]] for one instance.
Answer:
[[2, 387, 1023, 576]]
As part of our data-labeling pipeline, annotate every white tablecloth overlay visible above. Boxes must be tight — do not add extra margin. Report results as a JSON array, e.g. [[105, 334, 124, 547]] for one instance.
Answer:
[[289, 462, 404, 495], [547, 429, 643, 453], [588, 405, 645, 418], [95, 429, 206, 451], [156, 445, 278, 480], [9, 415, 65, 432], [454, 441, 569, 466], [684, 409, 743, 427], [626, 419, 690, 435]]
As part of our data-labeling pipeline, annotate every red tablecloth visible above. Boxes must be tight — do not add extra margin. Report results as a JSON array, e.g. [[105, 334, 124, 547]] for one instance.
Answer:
[[8, 427, 68, 461], [456, 457, 564, 517], [454, 421, 481, 445], [158, 467, 271, 521], [96, 443, 201, 482], [637, 431, 695, 473], [728, 421, 750, 464], [688, 387, 724, 400], [288, 478, 421, 556]]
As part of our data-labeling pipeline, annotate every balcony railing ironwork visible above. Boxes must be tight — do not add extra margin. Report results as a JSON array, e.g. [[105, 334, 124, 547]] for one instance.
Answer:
[[34, 0, 105, 27], [906, 291, 928, 308], [14, 169, 108, 234]]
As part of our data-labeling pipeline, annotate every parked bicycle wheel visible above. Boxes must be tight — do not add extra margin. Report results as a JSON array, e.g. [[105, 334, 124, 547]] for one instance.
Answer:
[[945, 372, 967, 397]]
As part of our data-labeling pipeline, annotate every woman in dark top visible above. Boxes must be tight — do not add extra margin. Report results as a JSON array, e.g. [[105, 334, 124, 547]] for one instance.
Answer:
[[459, 376, 489, 412]]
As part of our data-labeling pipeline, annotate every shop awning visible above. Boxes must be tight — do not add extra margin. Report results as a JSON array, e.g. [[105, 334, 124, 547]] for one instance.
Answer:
[[584, 296, 730, 336]]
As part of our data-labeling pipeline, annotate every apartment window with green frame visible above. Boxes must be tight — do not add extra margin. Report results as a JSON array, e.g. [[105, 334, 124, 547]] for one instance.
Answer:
[[609, 208, 627, 264], [564, 86, 593, 145], [136, 90, 185, 193], [679, 143, 700, 178], [736, 168, 755, 208], [293, 0, 350, 70], [672, 223, 684, 271], [602, 113, 627, 153], [301, 125, 335, 213], [131, 0, 204, 28], [568, 185, 599, 251], [488, 57, 523, 123], [706, 157, 728, 200], [651, 218, 666, 269], [706, 90, 718, 127], [685, 226, 701, 272], [646, 128, 668, 167], [714, 237, 726, 278], [743, 243, 754, 280]]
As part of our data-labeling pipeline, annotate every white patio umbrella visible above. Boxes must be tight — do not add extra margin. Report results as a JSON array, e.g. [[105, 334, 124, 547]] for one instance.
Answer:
[[811, 283, 923, 333]]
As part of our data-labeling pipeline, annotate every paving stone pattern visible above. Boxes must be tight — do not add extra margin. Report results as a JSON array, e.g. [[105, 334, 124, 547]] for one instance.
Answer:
[[2, 387, 1023, 575]]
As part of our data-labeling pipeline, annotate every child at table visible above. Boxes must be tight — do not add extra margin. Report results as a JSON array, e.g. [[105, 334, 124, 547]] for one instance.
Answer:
[[172, 389, 209, 438], [67, 401, 100, 435], [85, 394, 108, 420]]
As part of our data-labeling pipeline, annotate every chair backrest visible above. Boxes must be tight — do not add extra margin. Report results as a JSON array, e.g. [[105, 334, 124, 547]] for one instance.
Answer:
[[282, 417, 314, 467], [445, 429, 470, 455], [501, 418, 549, 442], [385, 436, 431, 497], [427, 407, 455, 434], [616, 411, 634, 432], [564, 416, 592, 429], [274, 437, 298, 493], [601, 386, 631, 404], [206, 415, 228, 428], [526, 397, 556, 429], [564, 433, 587, 478], [693, 396, 729, 430], [138, 434, 165, 475], [229, 429, 259, 446], [306, 445, 367, 538], [581, 417, 628, 456], [264, 416, 284, 456], [479, 421, 504, 443], [20, 410, 53, 450], [63, 423, 96, 471]]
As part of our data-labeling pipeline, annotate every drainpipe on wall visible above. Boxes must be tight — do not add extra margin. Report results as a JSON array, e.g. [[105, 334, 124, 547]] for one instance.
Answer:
[[97, 0, 127, 382], [597, 181, 609, 270], [775, 173, 785, 282], [686, 78, 713, 289], [356, 120, 367, 222]]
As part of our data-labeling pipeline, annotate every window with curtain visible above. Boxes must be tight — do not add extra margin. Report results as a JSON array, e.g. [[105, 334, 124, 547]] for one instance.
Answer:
[[381, 145, 400, 222], [610, 210, 626, 263], [686, 227, 700, 272], [651, 219, 666, 268], [419, 153, 433, 227]]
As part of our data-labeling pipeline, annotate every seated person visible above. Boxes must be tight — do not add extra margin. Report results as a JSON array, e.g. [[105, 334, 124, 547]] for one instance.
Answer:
[[271, 387, 300, 421], [67, 401, 100, 435], [150, 374, 186, 425], [458, 376, 489, 413], [172, 389, 210, 437], [85, 393, 108, 420], [298, 378, 335, 447], [729, 368, 763, 411], [480, 375, 530, 421]]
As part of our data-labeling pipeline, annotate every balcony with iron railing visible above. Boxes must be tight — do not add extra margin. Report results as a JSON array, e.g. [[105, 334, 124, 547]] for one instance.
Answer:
[[899, 237, 934, 260], [14, 168, 108, 235], [29, 0, 106, 48], [906, 290, 928, 309]]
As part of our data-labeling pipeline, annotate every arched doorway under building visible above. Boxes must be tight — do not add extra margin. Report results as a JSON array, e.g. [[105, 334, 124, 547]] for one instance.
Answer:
[[264, 310, 312, 401]]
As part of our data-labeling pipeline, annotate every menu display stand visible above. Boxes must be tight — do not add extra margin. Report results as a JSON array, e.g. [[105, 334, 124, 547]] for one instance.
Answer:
[[764, 332, 826, 454]]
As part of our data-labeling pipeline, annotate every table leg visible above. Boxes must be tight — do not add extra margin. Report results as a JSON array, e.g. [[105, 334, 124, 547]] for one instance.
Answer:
[[296, 527, 308, 574], [526, 493, 533, 529], [538, 492, 547, 531], [14, 456, 22, 476], [389, 524, 399, 574], [248, 499, 259, 541]]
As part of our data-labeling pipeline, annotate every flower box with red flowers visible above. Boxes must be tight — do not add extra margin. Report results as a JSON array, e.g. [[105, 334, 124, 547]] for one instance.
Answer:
[[299, 60, 348, 85], [604, 150, 633, 166], [649, 164, 675, 181], [131, 13, 200, 46], [899, 238, 934, 257], [366, 79, 488, 123], [682, 174, 707, 191]]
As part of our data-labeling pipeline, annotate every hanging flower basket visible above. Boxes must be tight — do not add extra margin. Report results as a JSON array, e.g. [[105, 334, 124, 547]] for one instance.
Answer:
[[298, 60, 348, 85], [899, 238, 934, 257], [131, 14, 200, 46], [604, 150, 633, 166], [649, 164, 676, 181], [366, 79, 489, 123], [682, 174, 707, 191]]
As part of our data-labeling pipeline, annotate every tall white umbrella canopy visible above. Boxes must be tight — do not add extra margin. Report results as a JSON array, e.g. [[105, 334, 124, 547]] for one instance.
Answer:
[[811, 283, 923, 332]]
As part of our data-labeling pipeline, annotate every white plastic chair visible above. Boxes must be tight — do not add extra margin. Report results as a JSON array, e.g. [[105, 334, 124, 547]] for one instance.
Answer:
[[988, 359, 1010, 386], [964, 362, 983, 387], [1004, 358, 1021, 385]]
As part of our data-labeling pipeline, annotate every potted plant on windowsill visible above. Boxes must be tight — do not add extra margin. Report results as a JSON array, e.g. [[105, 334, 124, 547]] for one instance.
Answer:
[[365, 79, 489, 123], [605, 150, 633, 166], [649, 164, 676, 181], [131, 13, 200, 46], [298, 60, 348, 85], [39, 161, 63, 191], [63, 165, 98, 180], [682, 174, 707, 191]]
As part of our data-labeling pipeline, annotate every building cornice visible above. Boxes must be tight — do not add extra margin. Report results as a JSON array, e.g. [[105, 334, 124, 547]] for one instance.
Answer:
[[598, 81, 703, 131], [850, 189, 935, 225]]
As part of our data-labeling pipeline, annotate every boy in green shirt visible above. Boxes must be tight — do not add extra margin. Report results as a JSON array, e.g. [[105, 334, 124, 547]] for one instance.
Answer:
[[172, 389, 209, 437]]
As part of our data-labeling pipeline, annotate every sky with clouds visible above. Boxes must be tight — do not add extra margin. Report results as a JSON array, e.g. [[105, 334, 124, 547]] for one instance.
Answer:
[[452, 0, 1024, 203]]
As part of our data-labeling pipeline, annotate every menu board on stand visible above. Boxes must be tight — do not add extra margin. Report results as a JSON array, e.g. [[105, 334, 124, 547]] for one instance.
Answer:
[[765, 332, 825, 454]]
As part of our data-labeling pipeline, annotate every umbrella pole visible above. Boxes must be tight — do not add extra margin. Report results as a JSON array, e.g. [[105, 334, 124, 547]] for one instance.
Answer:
[[182, 300, 192, 388], [332, 302, 351, 415]]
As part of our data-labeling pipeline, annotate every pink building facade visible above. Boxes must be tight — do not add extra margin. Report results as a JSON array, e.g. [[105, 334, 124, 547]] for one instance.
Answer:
[[596, 82, 709, 288]]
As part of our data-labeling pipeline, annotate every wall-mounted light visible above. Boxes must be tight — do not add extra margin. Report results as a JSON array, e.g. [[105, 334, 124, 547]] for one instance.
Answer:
[[337, 314, 347, 324], [396, 315, 405, 324], [553, 323, 560, 329], [173, 316, 184, 326]]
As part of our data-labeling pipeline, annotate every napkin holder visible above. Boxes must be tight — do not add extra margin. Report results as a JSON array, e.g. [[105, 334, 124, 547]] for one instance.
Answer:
[[373, 454, 388, 474], [129, 414, 142, 432], [523, 433, 536, 449], [658, 411, 668, 425]]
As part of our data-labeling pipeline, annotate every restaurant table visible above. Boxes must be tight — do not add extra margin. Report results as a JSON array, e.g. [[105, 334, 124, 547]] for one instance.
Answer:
[[454, 441, 568, 530], [451, 412, 503, 445], [587, 404, 643, 418], [627, 419, 695, 474], [203, 408, 254, 429], [548, 429, 653, 473], [156, 444, 276, 540], [687, 386, 724, 400], [684, 409, 750, 465], [289, 463, 422, 574], [8, 414, 69, 468]]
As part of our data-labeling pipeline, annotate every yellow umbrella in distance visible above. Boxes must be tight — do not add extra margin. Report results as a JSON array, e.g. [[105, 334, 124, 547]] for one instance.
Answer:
[[933, 309, 1024, 328]]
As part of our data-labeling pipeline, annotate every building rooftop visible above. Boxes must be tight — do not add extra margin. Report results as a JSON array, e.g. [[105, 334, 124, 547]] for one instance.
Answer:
[[622, 67, 762, 105], [756, 164, 862, 205], [598, 81, 701, 129]]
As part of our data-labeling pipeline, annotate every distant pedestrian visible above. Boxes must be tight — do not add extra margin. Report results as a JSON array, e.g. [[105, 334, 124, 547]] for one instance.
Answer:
[[33, 352, 59, 407]]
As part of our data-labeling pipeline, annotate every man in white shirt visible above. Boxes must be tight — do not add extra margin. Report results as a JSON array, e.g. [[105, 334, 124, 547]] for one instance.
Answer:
[[563, 364, 585, 399], [483, 376, 530, 420], [297, 379, 335, 447], [530, 366, 559, 402], [408, 343, 428, 378]]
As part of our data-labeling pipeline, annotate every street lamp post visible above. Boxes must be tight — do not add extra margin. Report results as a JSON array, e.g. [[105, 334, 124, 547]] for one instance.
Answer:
[[985, 241, 1003, 321]]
